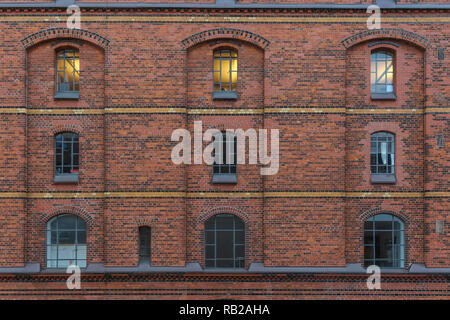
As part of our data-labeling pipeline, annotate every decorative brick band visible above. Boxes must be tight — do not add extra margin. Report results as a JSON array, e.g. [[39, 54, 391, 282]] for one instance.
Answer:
[[181, 28, 270, 50], [341, 28, 430, 49], [21, 28, 110, 49]]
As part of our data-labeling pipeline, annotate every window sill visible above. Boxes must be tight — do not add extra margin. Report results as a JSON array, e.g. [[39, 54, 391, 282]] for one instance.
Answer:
[[371, 93, 397, 100], [54, 92, 80, 100], [212, 174, 237, 184], [371, 174, 396, 184], [213, 91, 238, 100], [54, 174, 79, 184]]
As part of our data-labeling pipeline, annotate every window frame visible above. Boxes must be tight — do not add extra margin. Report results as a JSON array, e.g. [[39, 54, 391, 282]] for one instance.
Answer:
[[54, 132, 79, 183], [204, 214, 245, 269], [212, 131, 238, 184], [46, 214, 87, 269], [370, 131, 396, 184], [363, 214, 405, 269], [212, 48, 238, 100], [55, 48, 80, 99], [138, 226, 151, 266], [370, 49, 396, 100]]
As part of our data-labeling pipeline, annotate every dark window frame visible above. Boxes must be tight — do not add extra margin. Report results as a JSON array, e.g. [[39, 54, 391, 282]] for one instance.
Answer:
[[370, 50, 396, 99], [138, 226, 151, 266], [213, 48, 238, 99], [212, 131, 237, 184], [370, 131, 396, 184], [54, 132, 79, 183], [55, 48, 80, 99], [204, 214, 245, 269], [364, 214, 405, 269], [46, 214, 87, 269]]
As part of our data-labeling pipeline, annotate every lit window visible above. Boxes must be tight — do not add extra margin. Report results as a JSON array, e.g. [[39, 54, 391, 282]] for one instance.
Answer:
[[47, 214, 87, 268], [371, 51, 394, 94], [138, 226, 151, 266], [370, 132, 395, 175], [213, 49, 237, 92], [205, 214, 245, 268], [55, 132, 79, 176], [364, 214, 405, 268], [56, 49, 80, 93], [212, 131, 237, 183]]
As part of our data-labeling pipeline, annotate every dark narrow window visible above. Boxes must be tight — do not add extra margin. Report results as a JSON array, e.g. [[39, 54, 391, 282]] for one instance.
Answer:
[[371, 51, 394, 95], [213, 48, 238, 99], [370, 132, 395, 183], [55, 132, 79, 182], [364, 214, 405, 268], [47, 214, 87, 268], [205, 214, 245, 269], [138, 226, 151, 265], [212, 132, 237, 184], [56, 49, 80, 94]]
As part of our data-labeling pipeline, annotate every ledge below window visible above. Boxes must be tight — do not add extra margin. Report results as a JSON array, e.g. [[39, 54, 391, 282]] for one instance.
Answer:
[[213, 91, 238, 100], [212, 174, 237, 184], [371, 174, 396, 184], [54, 174, 79, 184], [54, 92, 79, 100], [371, 93, 397, 100]]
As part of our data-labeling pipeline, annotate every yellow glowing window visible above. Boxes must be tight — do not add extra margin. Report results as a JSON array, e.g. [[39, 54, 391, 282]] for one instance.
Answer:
[[56, 49, 80, 92], [213, 49, 237, 92], [371, 51, 394, 94]]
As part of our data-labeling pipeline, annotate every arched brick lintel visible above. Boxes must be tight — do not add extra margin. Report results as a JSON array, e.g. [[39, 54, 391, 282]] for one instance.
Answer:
[[21, 28, 110, 50], [181, 28, 270, 50], [358, 207, 411, 225], [341, 28, 430, 50], [197, 206, 250, 225], [40, 206, 95, 226]]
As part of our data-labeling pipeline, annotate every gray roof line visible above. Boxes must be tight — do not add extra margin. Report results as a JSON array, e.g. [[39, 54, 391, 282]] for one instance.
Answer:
[[0, 0, 449, 10]]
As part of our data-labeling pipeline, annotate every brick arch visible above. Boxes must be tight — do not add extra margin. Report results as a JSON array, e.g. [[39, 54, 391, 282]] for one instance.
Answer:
[[21, 28, 110, 50], [51, 125, 82, 136], [358, 207, 410, 225], [341, 28, 430, 50], [197, 206, 250, 225], [41, 206, 95, 225], [181, 28, 270, 50], [135, 217, 158, 227]]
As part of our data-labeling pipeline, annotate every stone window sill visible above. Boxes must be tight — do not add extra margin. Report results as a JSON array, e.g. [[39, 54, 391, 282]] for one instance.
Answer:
[[213, 91, 238, 100], [371, 93, 397, 100], [54, 174, 79, 184], [371, 174, 396, 184], [54, 92, 80, 100], [212, 174, 237, 184]]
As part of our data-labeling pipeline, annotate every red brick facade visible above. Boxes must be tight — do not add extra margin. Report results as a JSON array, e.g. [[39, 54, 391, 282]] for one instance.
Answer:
[[0, 0, 448, 299]]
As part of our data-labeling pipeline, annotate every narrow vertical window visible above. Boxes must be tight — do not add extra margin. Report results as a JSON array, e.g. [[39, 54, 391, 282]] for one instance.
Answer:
[[371, 51, 394, 97], [56, 49, 80, 98], [54, 132, 79, 183], [370, 132, 396, 183], [212, 131, 237, 184], [205, 214, 245, 269], [138, 226, 151, 266], [364, 214, 405, 268], [213, 49, 238, 99], [47, 214, 87, 268]]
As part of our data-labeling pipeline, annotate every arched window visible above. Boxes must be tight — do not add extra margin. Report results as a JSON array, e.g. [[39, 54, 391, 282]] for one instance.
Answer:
[[56, 48, 80, 98], [54, 132, 79, 182], [138, 226, 151, 266], [47, 214, 87, 268], [213, 49, 238, 95], [370, 51, 394, 95], [370, 131, 395, 183], [364, 214, 405, 268], [205, 214, 245, 268]]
